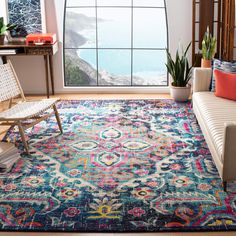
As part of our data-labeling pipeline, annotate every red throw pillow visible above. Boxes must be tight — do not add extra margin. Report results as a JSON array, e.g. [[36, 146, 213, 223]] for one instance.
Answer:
[[214, 69, 236, 101]]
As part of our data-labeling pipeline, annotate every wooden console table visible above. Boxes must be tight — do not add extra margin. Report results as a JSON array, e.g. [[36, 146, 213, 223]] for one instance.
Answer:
[[0, 42, 58, 98]]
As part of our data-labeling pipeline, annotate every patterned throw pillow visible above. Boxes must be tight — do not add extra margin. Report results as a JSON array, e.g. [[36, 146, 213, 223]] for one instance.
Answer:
[[211, 59, 236, 92]]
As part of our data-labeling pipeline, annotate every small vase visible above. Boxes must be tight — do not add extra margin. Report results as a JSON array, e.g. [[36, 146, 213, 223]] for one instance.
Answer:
[[0, 35, 5, 45], [201, 59, 211, 68]]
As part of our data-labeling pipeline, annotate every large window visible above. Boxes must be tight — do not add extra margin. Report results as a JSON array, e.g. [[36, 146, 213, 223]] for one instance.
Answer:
[[64, 0, 168, 86]]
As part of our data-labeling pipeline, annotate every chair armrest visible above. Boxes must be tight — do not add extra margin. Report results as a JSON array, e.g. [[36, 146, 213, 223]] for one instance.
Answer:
[[222, 122, 236, 181], [193, 68, 212, 93]]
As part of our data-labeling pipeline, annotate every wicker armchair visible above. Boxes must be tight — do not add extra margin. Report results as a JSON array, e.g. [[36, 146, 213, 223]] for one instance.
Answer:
[[0, 60, 63, 154]]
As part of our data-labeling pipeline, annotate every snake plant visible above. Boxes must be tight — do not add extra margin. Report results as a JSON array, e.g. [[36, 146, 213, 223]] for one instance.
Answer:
[[202, 27, 217, 60], [0, 17, 16, 36], [166, 42, 193, 87]]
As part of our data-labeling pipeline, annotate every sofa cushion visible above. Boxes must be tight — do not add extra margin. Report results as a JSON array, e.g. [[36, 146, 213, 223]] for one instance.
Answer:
[[193, 92, 236, 160], [211, 59, 236, 92], [214, 69, 236, 101]]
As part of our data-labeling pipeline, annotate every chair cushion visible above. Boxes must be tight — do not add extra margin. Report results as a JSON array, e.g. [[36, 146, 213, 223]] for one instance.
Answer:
[[214, 69, 236, 101], [193, 92, 236, 160], [0, 99, 59, 120]]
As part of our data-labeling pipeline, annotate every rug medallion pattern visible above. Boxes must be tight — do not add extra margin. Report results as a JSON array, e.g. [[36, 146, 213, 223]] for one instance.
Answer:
[[0, 100, 236, 232]]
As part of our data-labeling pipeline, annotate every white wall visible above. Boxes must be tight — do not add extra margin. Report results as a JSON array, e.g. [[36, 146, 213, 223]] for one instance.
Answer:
[[0, 0, 192, 94], [166, 0, 192, 58]]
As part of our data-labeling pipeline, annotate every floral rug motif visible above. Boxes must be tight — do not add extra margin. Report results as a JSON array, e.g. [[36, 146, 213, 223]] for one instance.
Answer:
[[1, 99, 236, 232]]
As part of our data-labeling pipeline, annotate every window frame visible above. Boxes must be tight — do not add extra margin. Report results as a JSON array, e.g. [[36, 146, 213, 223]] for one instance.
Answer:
[[63, 0, 169, 87]]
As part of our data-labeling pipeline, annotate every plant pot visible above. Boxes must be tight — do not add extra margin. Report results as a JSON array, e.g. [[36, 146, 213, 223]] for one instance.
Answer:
[[0, 35, 5, 45], [170, 84, 191, 102], [201, 59, 211, 68]]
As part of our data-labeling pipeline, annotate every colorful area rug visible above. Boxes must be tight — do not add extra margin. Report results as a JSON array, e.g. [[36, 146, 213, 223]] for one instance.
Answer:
[[1, 99, 236, 232]]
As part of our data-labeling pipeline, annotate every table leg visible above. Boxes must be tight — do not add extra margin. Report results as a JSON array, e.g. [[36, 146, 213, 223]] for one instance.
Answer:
[[44, 55, 50, 98], [49, 55, 55, 95], [2, 56, 7, 64]]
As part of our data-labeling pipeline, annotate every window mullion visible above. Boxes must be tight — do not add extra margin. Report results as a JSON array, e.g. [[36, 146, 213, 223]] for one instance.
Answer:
[[95, 0, 99, 86]]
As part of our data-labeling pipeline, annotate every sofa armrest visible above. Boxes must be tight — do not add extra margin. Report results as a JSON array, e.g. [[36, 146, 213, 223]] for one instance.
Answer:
[[222, 122, 236, 181], [193, 68, 212, 93]]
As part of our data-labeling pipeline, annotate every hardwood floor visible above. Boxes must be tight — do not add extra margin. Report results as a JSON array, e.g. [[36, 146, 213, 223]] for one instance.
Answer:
[[0, 93, 235, 236], [28, 93, 172, 100]]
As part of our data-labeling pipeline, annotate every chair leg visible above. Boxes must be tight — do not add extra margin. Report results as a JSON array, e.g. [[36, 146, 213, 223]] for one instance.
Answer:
[[223, 181, 227, 192], [17, 122, 30, 154], [53, 105, 63, 134]]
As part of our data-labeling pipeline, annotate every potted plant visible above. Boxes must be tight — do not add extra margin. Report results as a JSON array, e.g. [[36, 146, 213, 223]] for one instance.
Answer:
[[201, 26, 216, 68], [0, 17, 16, 45], [166, 42, 193, 102]]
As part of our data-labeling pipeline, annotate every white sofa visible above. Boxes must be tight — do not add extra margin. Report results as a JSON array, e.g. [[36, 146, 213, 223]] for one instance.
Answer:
[[192, 68, 236, 191]]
